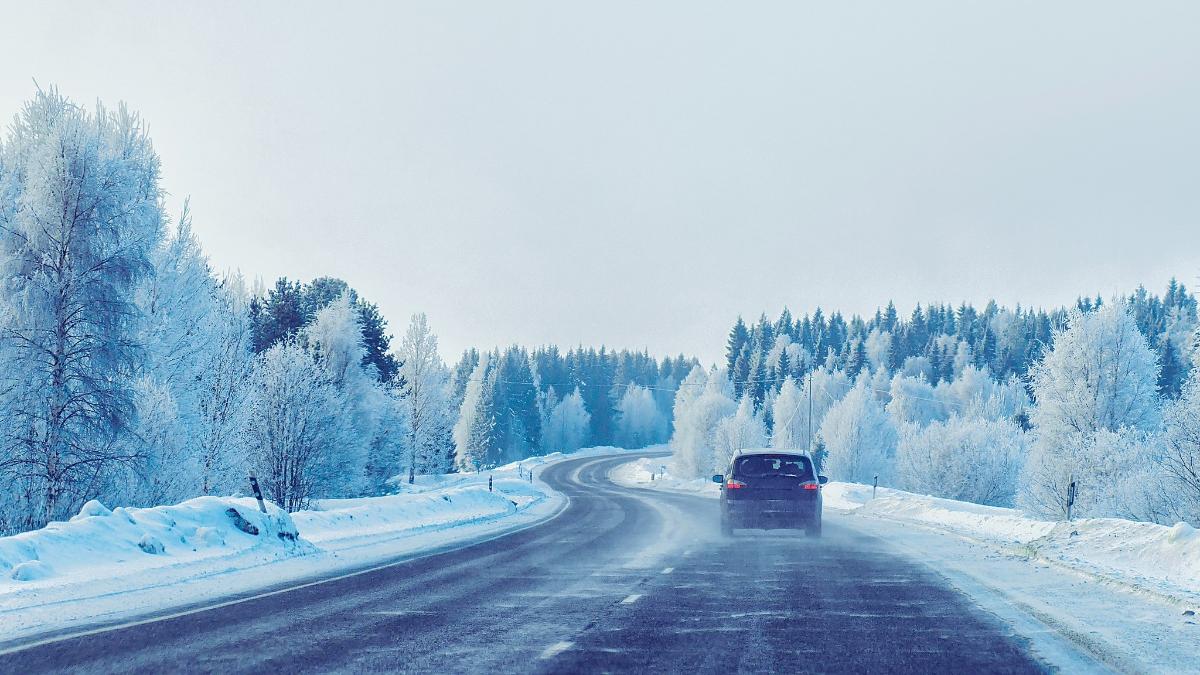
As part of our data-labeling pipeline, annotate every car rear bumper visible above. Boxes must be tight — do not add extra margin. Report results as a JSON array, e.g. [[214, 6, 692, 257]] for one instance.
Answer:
[[723, 499, 819, 529]]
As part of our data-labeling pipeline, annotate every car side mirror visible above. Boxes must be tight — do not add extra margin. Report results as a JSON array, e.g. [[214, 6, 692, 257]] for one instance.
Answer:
[[818, 475, 829, 485], [712, 475, 724, 484]]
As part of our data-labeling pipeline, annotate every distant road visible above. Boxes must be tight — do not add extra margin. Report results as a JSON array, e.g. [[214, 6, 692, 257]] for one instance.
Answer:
[[0, 453, 1052, 673]]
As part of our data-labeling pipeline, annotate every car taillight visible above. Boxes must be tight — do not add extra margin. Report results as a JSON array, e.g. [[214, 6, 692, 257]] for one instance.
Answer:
[[802, 482, 820, 491], [725, 479, 746, 489]]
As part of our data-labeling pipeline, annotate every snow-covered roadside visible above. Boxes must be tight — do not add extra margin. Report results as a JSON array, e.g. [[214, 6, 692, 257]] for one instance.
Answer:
[[613, 456, 1200, 672], [0, 447, 634, 645]]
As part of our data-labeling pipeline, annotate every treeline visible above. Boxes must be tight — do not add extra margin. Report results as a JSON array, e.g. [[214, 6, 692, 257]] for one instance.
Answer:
[[0, 91, 694, 535], [725, 282, 1196, 411], [451, 347, 696, 470], [671, 285, 1200, 527]]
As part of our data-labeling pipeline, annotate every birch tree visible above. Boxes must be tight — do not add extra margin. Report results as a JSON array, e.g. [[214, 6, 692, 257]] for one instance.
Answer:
[[0, 90, 164, 529]]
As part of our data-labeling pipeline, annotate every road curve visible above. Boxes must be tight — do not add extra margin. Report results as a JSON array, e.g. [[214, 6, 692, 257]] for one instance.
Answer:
[[0, 453, 1048, 674]]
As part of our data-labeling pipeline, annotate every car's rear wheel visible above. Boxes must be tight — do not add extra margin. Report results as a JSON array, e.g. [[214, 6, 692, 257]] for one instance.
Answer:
[[805, 517, 822, 538]]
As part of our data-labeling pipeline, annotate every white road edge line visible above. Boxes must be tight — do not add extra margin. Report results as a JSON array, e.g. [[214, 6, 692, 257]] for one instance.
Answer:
[[620, 594, 643, 605], [540, 641, 574, 659]]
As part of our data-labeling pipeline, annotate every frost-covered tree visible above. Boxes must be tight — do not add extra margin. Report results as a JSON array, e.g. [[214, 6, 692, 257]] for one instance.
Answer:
[[1021, 303, 1161, 518], [615, 384, 667, 448], [192, 280, 254, 496], [454, 354, 496, 472], [0, 90, 164, 529], [819, 378, 897, 484], [1029, 303, 1161, 439], [896, 416, 1026, 506], [936, 366, 1028, 423], [671, 367, 736, 478], [1163, 371, 1200, 525], [120, 377, 191, 506], [306, 294, 387, 495], [713, 396, 767, 472], [541, 387, 591, 453], [126, 205, 256, 502], [770, 377, 806, 450], [886, 374, 944, 426], [243, 342, 345, 512], [399, 313, 455, 479]]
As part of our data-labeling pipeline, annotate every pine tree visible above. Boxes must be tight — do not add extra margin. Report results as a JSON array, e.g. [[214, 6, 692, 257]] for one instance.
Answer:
[[845, 339, 868, 380], [726, 317, 749, 375], [357, 302, 400, 383]]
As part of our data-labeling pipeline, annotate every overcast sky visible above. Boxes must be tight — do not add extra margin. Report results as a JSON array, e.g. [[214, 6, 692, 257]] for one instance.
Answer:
[[3, 2, 1198, 365]]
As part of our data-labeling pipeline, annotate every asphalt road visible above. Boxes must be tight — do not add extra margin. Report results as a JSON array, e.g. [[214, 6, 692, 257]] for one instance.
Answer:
[[0, 453, 1049, 674]]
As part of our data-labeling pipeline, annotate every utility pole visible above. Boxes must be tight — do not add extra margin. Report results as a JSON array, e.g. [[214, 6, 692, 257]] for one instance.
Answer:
[[807, 372, 813, 453]]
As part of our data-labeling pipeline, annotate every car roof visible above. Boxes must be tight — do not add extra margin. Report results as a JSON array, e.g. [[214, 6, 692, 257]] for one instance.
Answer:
[[734, 448, 809, 458]]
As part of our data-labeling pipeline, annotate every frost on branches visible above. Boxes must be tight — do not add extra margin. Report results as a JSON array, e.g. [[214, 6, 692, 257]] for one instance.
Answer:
[[819, 378, 897, 484], [1021, 303, 1162, 519]]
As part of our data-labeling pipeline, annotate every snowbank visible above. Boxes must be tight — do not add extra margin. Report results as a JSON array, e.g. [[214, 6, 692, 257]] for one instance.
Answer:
[[609, 455, 719, 498], [826, 484, 1200, 602], [0, 497, 309, 588], [613, 457, 1200, 603]]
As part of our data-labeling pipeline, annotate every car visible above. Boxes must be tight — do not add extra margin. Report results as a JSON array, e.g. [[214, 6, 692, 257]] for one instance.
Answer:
[[712, 449, 828, 537]]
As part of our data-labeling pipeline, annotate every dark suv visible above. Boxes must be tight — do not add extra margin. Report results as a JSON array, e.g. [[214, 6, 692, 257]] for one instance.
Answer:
[[712, 449, 828, 537]]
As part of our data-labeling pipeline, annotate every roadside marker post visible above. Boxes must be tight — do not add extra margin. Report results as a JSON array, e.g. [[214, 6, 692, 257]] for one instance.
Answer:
[[489, 475, 493, 492], [248, 474, 268, 514], [872, 474, 878, 500], [1066, 477, 1077, 521]]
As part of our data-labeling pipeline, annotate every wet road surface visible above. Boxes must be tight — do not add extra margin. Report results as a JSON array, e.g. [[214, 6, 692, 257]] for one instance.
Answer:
[[0, 453, 1048, 673]]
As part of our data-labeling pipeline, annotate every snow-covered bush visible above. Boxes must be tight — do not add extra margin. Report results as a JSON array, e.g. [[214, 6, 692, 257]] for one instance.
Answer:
[[1021, 428, 1166, 520], [896, 416, 1026, 506]]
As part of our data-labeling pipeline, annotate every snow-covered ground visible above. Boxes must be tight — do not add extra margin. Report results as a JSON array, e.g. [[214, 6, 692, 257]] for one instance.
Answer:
[[0, 447, 633, 645], [613, 456, 1200, 673]]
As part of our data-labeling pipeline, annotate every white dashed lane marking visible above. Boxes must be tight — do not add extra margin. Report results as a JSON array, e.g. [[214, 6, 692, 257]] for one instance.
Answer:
[[620, 594, 643, 605], [539, 641, 574, 660], [661, 567, 674, 574]]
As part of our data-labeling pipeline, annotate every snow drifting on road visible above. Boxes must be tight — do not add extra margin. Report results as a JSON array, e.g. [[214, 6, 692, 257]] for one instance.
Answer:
[[0, 447, 632, 644], [613, 456, 1200, 672], [613, 456, 1200, 604]]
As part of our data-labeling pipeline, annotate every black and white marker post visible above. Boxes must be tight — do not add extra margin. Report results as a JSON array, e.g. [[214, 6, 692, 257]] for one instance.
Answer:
[[248, 473, 268, 514], [1066, 476, 1077, 522]]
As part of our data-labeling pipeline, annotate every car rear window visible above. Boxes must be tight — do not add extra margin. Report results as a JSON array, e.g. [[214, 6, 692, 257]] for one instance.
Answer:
[[734, 455, 814, 480]]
